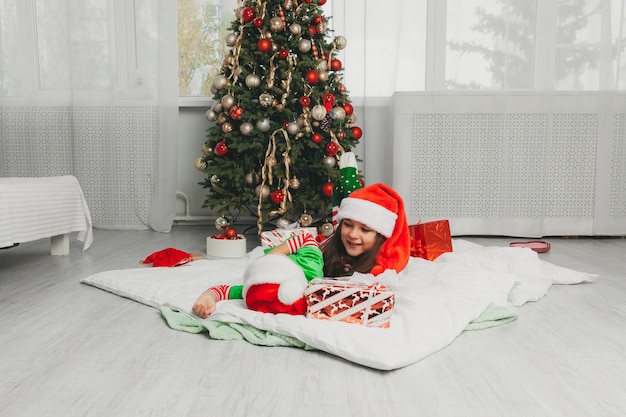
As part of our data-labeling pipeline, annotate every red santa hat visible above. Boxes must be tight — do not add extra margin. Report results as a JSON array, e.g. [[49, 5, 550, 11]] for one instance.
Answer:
[[334, 183, 411, 276], [242, 254, 308, 315]]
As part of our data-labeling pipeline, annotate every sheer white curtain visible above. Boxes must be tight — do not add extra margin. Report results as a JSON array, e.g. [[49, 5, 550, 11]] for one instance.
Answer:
[[329, 0, 626, 236], [0, 0, 178, 232]]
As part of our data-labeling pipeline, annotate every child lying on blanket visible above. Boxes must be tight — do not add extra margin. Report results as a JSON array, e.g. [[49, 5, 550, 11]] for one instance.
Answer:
[[192, 182, 411, 318]]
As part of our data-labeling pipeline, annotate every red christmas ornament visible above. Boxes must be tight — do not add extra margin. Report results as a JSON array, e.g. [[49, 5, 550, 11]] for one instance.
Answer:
[[270, 189, 285, 204], [229, 105, 244, 120], [321, 182, 334, 198], [319, 0, 327, 4], [279, 48, 289, 59], [282, 121, 290, 128], [330, 59, 342, 71], [242, 7, 255, 22], [257, 38, 273, 53], [224, 227, 238, 239], [309, 25, 317, 36], [342, 102, 354, 115], [338, 84, 346, 93], [311, 133, 323, 144], [253, 17, 264, 27], [313, 15, 323, 25], [325, 141, 339, 156], [305, 70, 320, 84], [323, 93, 335, 111], [351, 126, 363, 140], [304, 0, 312, 3], [336, 131, 346, 140], [299, 96, 311, 107], [215, 140, 229, 156]]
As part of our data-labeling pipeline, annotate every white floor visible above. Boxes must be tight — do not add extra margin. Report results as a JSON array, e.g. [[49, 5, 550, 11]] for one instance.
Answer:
[[1, 226, 625, 417]]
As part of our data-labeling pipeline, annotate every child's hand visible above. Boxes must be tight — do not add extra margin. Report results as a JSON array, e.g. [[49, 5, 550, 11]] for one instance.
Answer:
[[192, 290, 218, 318]]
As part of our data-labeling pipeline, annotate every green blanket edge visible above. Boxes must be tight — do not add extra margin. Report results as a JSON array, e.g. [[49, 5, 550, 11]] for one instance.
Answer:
[[159, 302, 517, 348]]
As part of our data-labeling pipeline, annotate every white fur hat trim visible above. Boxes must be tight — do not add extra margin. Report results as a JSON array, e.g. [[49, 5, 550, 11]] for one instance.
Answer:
[[243, 254, 308, 304], [335, 197, 397, 238]]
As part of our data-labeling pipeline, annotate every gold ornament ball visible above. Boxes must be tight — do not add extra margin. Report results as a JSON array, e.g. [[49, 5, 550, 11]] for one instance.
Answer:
[[299, 213, 313, 227], [259, 93, 273, 107], [213, 74, 228, 90], [245, 172, 259, 185], [320, 222, 334, 237], [289, 177, 300, 189], [205, 109, 217, 122], [255, 184, 270, 199], [221, 122, 233, 133], [266, 156, 277, 167], [202, 145, 212, 156], [194, 157, 207, 171], [318, 71, 329, 83]]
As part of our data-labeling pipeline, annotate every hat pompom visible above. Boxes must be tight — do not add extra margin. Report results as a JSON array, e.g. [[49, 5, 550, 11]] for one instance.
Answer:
[[243, 254, 308, 315]]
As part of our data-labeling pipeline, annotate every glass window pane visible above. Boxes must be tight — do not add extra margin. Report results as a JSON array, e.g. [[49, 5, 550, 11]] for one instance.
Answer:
[[35, 0, 114, 90], [178, 0, 233, 97], [446, 0, 537, 90]]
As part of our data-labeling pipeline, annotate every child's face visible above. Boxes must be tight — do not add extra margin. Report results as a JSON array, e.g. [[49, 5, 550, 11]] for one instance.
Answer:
[[340, 219, 378, 257]]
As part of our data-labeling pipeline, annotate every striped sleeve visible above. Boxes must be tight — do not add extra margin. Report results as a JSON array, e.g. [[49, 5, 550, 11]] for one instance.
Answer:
[[286, 232, 318, 254], [208, 284, 232, 301]]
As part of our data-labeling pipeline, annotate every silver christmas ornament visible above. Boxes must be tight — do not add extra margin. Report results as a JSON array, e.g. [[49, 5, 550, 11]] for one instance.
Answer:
[[322, 155, 336, 167], [225, 33, 237, 47], [205, 109, 217, 122], [256, 118, 271, 132], [269, 17, 284, 32], [286, 121, 300, 136], [245, 172, 259, 185], [221, 94, 235, 110], [330, 107, 346, 121], [311, 105, 327, 121], [245, 73, 261, 88], [290, 23, 302, 35], [215, 216, 230, 231], [298, 39, 311, 53], [213, 74, 228, 90], [240, 122, 254, 136]]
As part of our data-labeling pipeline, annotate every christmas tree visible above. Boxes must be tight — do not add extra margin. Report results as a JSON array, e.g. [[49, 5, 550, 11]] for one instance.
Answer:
[[196, 0, 362, 235]]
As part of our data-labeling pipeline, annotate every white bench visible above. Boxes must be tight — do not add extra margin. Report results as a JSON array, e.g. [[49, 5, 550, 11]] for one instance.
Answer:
[[0, 176, 93, 255]]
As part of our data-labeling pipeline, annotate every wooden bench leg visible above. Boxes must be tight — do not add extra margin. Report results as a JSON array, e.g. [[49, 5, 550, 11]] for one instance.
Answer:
[[51, 234, 70, 256]]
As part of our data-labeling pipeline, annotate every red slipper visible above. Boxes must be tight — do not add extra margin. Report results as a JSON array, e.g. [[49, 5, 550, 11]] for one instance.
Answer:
[[509, 241, 551, 253]]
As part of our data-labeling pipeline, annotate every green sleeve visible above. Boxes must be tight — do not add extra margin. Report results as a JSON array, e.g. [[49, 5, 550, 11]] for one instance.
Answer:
[[263, 244, 324, 282], [229, 285, 243, 299]]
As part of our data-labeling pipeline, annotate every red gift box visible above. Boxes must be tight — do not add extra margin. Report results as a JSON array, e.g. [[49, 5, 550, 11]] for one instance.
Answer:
[[304, 279, 395, 328], [409, 219, 452, 260]]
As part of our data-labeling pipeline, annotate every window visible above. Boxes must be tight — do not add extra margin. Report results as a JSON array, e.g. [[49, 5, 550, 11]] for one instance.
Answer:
[[177, 0, 234, 97]]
